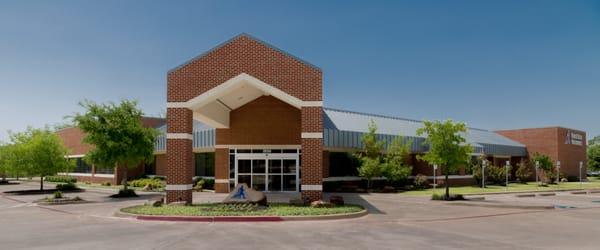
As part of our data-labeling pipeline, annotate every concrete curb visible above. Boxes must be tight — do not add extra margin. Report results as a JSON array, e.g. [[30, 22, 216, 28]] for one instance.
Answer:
[[465, 188, 600, 196], [115, 209, 367, 222], [447, 202, 554, 210]]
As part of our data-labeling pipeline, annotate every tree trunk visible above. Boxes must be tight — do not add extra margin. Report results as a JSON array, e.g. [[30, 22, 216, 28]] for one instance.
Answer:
[[445, 172, 450, 200], [40, 176, 44, 191], [122, 163, 128, 191]]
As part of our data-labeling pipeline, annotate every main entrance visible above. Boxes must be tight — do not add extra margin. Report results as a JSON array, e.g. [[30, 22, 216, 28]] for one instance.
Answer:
[[234, 149, 300, 192]]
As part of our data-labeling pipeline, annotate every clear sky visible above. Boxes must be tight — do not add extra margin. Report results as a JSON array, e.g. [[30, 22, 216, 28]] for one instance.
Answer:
[[1, 0, 599, 141]]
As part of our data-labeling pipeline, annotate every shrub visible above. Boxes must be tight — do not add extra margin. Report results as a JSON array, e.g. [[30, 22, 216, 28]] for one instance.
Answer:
[[194, 177, 215, 190], [45, 175, 77, 183], [431, 193, 465, 201], [544, 171, 566, 184], [101, 181, 111, 186], [487, 166, 511, 185], [413, 174, 429, 190], [194, 179, 205, 191], [56, 182, 78, 191], [516, 161, 533, 184], [53, 191, 63, 199], [128, 178, 165, 190], [111, 188, 138, 198], [472, 164, 484, 186]]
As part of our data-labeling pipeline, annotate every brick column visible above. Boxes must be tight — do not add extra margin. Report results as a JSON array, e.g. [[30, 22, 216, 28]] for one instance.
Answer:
[[301, 107, 323, 201], [214, 148, 230, 193], [166, 108, 194, 204]]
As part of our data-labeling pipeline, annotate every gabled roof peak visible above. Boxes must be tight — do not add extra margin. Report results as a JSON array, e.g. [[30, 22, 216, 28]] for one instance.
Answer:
[[168, 33, 321, 74]]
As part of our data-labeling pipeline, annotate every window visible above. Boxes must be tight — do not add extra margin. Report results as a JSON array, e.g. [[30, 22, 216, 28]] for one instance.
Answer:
[[328, 152, 360, 177], [72, 158, 92, 174], [195, 153, 215, 177], [95, 166, 114, 175]]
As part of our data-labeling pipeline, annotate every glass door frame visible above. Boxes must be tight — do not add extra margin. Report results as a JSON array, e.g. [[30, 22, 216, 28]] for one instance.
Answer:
[[234, 152, 299, 192]]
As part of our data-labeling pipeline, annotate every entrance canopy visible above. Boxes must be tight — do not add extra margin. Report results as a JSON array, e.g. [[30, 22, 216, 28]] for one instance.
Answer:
[[174, 73, 305, 128]]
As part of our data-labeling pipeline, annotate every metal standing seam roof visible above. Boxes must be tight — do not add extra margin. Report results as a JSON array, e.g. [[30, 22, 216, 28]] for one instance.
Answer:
[[154, 107, 528, 156], [323, 108, 527, 156]]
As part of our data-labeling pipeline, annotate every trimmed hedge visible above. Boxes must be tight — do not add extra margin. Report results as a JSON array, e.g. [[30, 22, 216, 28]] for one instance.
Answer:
[[194, 177, 215, 190], [128, 178, 165, 190], [45, 175, 77, 183], [56, 182, 79, 191]]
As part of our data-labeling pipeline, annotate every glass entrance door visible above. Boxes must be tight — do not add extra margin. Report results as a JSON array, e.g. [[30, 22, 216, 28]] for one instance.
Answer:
[[235, 153, 298, 192]]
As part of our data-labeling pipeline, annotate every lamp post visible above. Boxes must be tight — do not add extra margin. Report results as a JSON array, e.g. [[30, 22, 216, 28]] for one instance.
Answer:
[[535, 161, 540, 188], [482, 160, 487, 191], [433, 164, 438, 193], [580, 161, 583, 188], [556, 161, 561, 185], [505, 161, 511, 192]]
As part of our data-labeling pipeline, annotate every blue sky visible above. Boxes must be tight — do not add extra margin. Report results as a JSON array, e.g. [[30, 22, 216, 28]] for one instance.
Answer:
[[1, 0, 599, 141]]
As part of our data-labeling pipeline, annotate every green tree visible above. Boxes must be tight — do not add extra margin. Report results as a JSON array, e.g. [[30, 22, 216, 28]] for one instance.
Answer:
[[381, 136, 413, 183], [357, 120, 384, 188], [416, 120, 473, 200], [531, 153, 554, 184], [9, 128, 73, 190], [587, 144, 600, 172], [72, 100, 158, 193], [0, 144, 14, 182], [588, 135, 600, 146]]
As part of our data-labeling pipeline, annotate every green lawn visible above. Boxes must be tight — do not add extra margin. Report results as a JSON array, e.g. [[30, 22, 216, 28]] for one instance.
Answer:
[[402, 178, 600, 196], [122, 203, 364, 216]]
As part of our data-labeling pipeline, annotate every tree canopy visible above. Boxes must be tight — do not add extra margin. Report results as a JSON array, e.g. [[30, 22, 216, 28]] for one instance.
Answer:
[[7, 128, 73, 190], [72, 100, 158, 190], [416, 120, 472, 199], [588, 144, 600, 172], [357, 120, 412, 188], [531, 153, 553, 172]]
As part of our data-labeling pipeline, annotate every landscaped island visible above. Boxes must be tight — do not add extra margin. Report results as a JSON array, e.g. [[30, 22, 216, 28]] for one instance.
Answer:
[[121, 203, 364, 217]]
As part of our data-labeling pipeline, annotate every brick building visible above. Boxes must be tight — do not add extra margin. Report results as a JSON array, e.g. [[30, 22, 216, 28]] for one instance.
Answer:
[[57, 34, 587, 204]]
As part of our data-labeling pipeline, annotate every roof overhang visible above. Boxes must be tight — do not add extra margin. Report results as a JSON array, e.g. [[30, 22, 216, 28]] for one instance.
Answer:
[[167, 73, 321, 128]]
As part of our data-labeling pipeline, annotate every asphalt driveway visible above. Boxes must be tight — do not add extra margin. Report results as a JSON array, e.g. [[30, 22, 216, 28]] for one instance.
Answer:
[[1, 182, 600, 250]]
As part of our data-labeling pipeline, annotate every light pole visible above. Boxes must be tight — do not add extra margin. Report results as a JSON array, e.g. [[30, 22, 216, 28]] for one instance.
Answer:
[[482, 160, 487, 191], [505, 160, 511, 192], [556, 161, 561, 185], [535, 161, 540, 188], [433, 164, 438, 194], [580, 161, 583, 188]]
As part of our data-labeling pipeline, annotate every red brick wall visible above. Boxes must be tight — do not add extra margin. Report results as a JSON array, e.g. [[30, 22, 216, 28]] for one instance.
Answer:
[[155, 154, 167, 176], [215, 96, 301, 145], [56, 128, 94, 156], [165, 107, 194, 203], [71, 175, 115, 185], [556, 128, 587, 178], [167, 35, 321, 102], [322, 151, 330, 178], [167, 34, 323, 202], [214, 148, 229, 193], [497, 127, 587, 178], [301, 107, 323, 201]]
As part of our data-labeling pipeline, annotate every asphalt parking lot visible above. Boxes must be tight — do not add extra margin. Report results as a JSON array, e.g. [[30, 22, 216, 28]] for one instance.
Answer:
[[2, 182, 600, 250]]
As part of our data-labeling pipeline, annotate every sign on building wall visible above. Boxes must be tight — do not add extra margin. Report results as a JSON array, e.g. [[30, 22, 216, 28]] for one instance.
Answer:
[[565, 130, 583, 146]]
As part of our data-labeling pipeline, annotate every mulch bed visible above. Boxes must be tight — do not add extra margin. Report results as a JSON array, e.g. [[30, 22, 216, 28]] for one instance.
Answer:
[[35, 197, 90, 205], [0, 181, 20, 185], [3, 188, 85, 195]]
